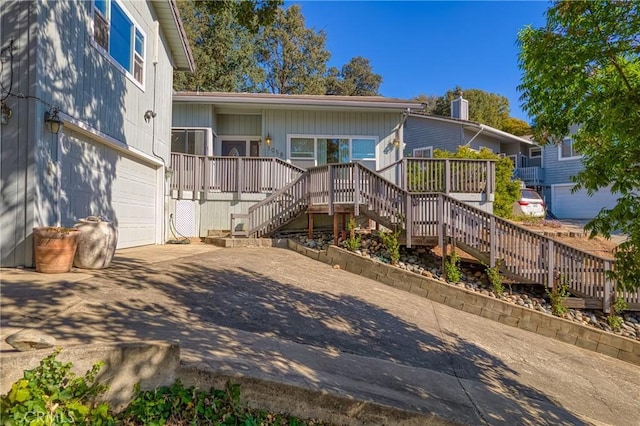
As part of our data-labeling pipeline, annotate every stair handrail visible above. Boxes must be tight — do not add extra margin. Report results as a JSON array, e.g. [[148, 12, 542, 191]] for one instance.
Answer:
[[238, 171, 310, 238]]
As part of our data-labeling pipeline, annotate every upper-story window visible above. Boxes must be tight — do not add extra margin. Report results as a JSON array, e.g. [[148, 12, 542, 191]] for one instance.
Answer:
[[559, 137, 581, 160], [93, 0, 146, 86]]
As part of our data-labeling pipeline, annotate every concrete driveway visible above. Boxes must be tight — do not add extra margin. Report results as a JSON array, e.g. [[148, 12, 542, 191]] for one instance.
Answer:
[[2, 244, 639, 425]]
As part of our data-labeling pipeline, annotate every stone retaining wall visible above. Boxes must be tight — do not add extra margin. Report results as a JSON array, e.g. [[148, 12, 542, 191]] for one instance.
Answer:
[[288, 240, 640, 366]]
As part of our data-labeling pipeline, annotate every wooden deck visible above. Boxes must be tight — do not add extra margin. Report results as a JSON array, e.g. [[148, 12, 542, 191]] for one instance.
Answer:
[[171, 154, 639, 312]]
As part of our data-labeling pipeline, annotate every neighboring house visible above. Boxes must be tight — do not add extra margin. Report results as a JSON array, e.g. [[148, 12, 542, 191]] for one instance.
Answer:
[[517, 126, 619, 219], [170, 92, 423, 234], [0, 0, 194, 267], [404, 96, 617, 220], [404, 95, 536, 167]]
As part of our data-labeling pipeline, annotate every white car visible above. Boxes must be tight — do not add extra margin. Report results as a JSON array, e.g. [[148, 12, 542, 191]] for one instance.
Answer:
[[513, 188, 546, 218]]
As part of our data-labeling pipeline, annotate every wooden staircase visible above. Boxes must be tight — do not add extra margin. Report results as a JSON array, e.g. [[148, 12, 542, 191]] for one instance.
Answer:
[[230, 161, 639, 312]]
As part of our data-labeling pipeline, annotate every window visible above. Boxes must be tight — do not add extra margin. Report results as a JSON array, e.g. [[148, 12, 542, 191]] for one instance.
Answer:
[[351, 139, 375, 160], [413, 147, 432, 158], [559, 137, 581, 160], [93, 0, 145, 86], [530, 147, 542, 158], [171, 129, 211, 155], [290, 138, 315, 158], [288, 135, 378, 166]]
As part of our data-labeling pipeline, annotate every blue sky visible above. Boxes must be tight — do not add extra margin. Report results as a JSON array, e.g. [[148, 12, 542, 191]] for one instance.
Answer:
[[290, 1, 551, 123]]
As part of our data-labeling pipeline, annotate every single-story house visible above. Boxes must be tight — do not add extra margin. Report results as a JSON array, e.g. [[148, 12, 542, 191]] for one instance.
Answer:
[[169, 92, 427, 235], [0, 0, 194, 267]]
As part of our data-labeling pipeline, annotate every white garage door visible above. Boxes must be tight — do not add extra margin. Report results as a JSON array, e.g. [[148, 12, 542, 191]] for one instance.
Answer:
[[551, 184, 618, 219], [60, 133, 158, 248]]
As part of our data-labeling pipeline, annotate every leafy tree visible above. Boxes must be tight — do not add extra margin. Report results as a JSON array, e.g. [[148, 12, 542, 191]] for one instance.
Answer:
[[174, 0, 281, 92], [432, 87, 511, 129], [501, 116, 532, 136], [434, 146, 521, 218], [256, 5, 330, 94], [325, 56, 382, 96], [413, 94, 439, 113], [518, 0, 640, 291]]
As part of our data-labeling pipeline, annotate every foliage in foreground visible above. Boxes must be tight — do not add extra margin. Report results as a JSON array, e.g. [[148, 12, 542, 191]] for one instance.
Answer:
[[1, 350, 329, 426], [0, 348, 113, 425], [518, 0, 640, 291], [119, 380, 325, 426]]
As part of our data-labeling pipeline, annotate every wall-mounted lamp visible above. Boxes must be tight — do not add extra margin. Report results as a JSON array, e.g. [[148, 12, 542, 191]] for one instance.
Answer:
[[392, 138, 401, 148], [265, 134, 272, 146], [44, 107, 63, 134], [144, 109, 157, 123], [1, 101, 12, 125]]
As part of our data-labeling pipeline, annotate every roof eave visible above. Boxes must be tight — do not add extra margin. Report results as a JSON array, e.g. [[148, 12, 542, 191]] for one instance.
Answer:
[[153, 0, 195, 73], [173, 93, 422, 110]]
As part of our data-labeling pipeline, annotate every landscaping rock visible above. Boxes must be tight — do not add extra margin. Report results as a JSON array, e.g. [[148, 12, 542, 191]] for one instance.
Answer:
[[286, 231, 640, 341], [6, 329, 56, 351]]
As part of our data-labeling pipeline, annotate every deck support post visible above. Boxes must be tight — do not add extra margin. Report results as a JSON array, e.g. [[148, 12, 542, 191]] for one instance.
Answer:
[[333, 213, 339, 245], [341, 213, 347, 241], [308, 213, 314, 239]]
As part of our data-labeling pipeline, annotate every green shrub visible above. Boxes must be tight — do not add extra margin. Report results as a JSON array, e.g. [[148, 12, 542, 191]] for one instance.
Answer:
[[485, 262, 504, 296], [344, 217, 361, 252], [119, 380, 322, 425], [0, 348, 113, 426], [433, 146, 521, 218], [379, 229, 400, 265], [546, 280, 570, 317], [445, 251, 462, 283], [607, 296, 628, 331]]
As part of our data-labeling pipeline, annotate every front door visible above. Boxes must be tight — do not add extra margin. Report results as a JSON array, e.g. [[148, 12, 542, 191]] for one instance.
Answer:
[[221, 140, 261, 157]]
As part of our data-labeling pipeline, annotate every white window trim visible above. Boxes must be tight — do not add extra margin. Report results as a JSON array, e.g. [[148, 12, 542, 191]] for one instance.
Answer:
[[413, 146, 433, 158], [529, 146, 542, 158], [91, 0, 147, 91], [558, 137, 582, 161], [507, 154, 518, 168], [171, 127, 214, 156], [287, 134, 379, 168]]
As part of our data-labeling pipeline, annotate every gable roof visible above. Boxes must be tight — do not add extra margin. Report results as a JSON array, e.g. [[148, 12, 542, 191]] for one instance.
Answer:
[[173, 92, 423, 112], [408, 113, 535, 146], [152, 0, 195, 72]]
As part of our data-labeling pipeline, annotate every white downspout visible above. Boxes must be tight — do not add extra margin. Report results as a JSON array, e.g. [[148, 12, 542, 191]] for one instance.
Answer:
[[465, 124, 485, 146]]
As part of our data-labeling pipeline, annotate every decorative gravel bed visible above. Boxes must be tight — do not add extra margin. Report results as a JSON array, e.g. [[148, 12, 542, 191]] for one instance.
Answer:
[[284, 231, 640, 342]]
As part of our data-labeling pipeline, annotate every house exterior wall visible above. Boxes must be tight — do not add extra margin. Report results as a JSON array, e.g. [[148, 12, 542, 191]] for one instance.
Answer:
[[404, 116, 461, 155], [217, 114, 261, 136], [1, 0, 180, 267], [465, 130, 500, 153], [540, 144, 584, 185], [172, 103, 215, 128], [0, 1, 38, 267], [264, 109, 403, 169]]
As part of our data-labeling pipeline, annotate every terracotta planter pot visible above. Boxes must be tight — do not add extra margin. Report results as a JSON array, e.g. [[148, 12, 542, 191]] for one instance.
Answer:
[[33, 227, 80, 273]]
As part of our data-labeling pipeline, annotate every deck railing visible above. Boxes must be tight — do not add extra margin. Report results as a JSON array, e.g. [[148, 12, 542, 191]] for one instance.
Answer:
[[170, 154, 304, 197], [515, 166, 544, 185], [377, 158, 495, 194], [236, 162, 639, 311]]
